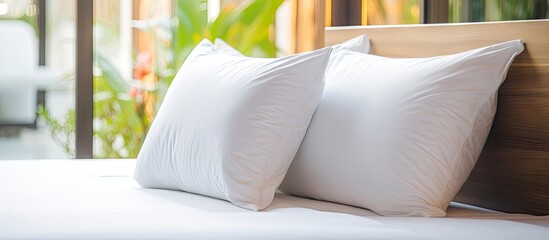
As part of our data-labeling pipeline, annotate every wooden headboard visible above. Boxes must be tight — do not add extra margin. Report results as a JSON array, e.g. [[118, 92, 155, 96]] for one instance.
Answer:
[[325, 20, 549, 215]]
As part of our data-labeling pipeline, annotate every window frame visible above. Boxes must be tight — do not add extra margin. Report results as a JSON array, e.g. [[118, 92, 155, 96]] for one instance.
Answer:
[[75, 0, 93, 159]]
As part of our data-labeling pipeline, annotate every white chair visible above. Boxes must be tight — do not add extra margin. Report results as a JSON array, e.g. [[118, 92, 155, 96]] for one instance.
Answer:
[[0, 20, 60, 127]]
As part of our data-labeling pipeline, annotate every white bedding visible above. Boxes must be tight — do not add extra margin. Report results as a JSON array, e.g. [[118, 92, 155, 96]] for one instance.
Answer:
[[0, 160, 547, 240]]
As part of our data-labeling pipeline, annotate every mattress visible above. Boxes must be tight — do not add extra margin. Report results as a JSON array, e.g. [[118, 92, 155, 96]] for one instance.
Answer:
[[0, 160, 547, 240]]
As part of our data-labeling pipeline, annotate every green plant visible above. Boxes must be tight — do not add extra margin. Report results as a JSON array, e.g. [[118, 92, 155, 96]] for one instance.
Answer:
[[94, 53, 145, 158], [38, 53, 145, 158], [37, 105, 75, 158], [148, 0, 284, 87]]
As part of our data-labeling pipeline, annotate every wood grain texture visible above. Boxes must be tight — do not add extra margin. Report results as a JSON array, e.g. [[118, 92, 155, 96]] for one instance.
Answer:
[[325, 20, 549, 215]]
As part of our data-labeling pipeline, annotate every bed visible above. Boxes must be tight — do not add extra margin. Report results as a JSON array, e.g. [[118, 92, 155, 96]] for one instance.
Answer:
[[1, 20, 548, 239], [1, 160, 547, 240]]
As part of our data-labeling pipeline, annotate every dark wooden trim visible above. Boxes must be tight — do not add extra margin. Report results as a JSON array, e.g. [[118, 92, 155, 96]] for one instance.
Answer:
[[35, 89, 46, 128], [0, 123, 37, 128], [330, 0, 361, 26], [533, 0, 548, 19], [37, 0, 46, 66], [330, 0, 347, 26], [423, 0, 449, 23], [76, 0, 94, 159]]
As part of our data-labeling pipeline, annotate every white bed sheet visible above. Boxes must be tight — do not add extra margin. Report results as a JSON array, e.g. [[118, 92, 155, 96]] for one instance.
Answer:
[[0, 160, 547, 240]]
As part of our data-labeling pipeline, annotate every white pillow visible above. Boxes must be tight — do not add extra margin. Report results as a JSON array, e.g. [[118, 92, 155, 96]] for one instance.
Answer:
[[280, 40, 524, 217], [135, 39, 332, 211], [339, 34, 370, 53]]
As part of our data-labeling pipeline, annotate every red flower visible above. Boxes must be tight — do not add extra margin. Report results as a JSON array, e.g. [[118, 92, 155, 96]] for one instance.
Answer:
[[134, 52, 153, 80]]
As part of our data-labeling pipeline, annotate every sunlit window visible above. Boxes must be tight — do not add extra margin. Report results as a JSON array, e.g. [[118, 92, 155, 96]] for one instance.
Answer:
[[449, 0, 549, 23], [326, 0, 549, 26], [0, 0, 75, 159], [326, 0, 421, 26]]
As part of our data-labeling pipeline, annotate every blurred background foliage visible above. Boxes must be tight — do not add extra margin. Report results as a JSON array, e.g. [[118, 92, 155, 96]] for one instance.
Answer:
[[449, 0, 549, 22]]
